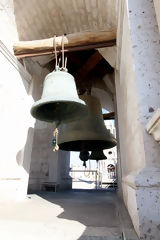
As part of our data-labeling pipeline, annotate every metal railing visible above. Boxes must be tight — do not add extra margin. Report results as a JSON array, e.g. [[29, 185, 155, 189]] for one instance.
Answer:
[[70, 168, 117, 190]]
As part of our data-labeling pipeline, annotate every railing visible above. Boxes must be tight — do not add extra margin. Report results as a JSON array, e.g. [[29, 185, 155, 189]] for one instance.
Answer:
[[70, 169, 117, 190], [70, 170, 99, 189]]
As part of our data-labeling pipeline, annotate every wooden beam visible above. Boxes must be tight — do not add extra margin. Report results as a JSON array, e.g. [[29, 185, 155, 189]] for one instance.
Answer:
[[13, 31, 116, 58], [103, 112, 115, 120], [67, 52, 84, 67], [75, 51, 103, 84]]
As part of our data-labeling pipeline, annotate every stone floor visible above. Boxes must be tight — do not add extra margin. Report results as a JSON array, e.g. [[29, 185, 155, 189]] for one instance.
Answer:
[[0, 190, 138, 240]]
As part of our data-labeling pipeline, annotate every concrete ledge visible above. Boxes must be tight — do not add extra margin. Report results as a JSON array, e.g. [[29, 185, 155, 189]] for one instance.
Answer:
[[122, 168, 160, 189], [146, 108, 160, 143]]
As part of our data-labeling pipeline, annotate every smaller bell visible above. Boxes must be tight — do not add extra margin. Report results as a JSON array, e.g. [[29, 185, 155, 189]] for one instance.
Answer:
[[89, 150, 107, 160], [79, 151, 90, 167]]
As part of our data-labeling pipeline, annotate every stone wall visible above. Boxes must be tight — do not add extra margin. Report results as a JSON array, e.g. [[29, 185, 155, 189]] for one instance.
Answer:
[[115, 0, 160, 239]]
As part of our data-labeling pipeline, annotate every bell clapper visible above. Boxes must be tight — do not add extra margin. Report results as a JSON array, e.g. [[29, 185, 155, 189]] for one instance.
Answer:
[[53, 128, 59, 152], [83, 160, 87, 168], [84, 159, 91, 177]]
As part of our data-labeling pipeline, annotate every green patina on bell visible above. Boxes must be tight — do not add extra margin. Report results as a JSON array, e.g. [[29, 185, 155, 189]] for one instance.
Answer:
[[58, 95, 117, 151], [31, 70, 88, 124], [89, 150, 107, 160]]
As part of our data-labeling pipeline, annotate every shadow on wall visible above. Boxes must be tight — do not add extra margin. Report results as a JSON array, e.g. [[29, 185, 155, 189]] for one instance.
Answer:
[[16, 127, 34, 174]]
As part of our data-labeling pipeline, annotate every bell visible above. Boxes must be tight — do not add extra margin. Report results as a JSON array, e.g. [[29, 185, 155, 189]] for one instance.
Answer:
[[89, 150, 107, 160], [79, 151, 90, 161], [79, 151, 90, 167], [31, 70, 88, 124], [58, 95, 117, 151]]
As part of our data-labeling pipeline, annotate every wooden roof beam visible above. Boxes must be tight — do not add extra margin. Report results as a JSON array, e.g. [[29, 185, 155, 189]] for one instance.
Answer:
[[13, 31, 116, 58], [75, 51, 103, 84], [103, 112, 115, 120]]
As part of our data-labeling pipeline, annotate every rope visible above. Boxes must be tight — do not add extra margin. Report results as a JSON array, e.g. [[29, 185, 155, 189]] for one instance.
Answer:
[[61, 34, 65, 70], [65, 56, 67, 69], [83, 161, 87, 168], [58, 57, 61, 68], [52, 33, 68, 72], [53, 35, 58, 69]]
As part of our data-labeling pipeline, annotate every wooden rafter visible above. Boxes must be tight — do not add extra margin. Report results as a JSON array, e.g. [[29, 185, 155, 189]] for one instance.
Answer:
[[13, 31, 116, 58], [103, 112, 115, 120], [75, 51, 103, 84]]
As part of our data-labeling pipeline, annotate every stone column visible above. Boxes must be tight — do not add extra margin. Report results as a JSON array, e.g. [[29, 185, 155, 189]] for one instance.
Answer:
[[116, 0, 160, 239], [57, 150, 72, 190]]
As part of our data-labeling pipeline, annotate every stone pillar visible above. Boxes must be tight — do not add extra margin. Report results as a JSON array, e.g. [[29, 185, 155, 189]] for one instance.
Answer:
[[57, 150, 72, 190], [146, 108, 160, 143], [29, 122, 72, 191], [116, 0, 160, 239], [28, 121, 56, 192]]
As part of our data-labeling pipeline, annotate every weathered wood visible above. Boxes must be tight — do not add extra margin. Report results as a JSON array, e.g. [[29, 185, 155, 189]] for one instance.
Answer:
[[75, 51, 103, 84], [13, 31, 116, 58], [103, 112, 115, 120]]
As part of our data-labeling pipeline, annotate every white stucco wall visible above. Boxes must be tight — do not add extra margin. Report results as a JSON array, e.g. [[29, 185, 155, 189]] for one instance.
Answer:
[[0, 0, 36, 201], [0, 42, 34, 201]]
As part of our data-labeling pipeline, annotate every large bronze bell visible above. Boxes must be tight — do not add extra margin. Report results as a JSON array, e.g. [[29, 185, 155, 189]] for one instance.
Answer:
[[31, 70, 88, 124], [58, 95, 117, 151], [89, 150, 107, 160]]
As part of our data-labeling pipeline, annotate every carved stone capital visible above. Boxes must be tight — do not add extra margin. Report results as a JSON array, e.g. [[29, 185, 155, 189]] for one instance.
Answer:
[[146, 108, 160, 143]]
